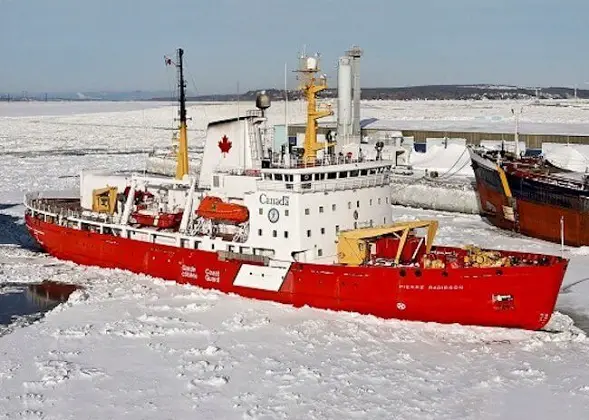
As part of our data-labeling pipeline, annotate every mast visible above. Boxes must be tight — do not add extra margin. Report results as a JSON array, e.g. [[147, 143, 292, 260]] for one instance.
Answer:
[[296, 53, 334, 164], [284, 62, 289, 153], [512, 107, 521, 159], [175, 48, 189, 179]]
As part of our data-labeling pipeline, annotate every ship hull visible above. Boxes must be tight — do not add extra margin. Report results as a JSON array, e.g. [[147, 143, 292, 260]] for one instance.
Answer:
[[25, 214, 566, 330], [470, 149, 589, 246]]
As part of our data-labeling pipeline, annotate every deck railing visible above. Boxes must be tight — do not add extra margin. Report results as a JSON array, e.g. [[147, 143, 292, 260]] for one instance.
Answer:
[[259, 174, 389, 193], [24, 192, 117, 224]]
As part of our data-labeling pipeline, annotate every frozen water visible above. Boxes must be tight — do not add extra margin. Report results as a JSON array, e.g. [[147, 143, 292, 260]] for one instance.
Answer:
[[1, 100, 589, 419]]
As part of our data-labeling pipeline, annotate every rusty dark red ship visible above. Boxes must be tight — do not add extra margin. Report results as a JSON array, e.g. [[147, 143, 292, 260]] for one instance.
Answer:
[[470, 146, 589, 246]]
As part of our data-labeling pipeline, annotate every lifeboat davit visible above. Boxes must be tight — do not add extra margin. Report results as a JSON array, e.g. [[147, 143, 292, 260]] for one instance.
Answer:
[[131, 210, 183, 229], [196, 196, 249, 224]]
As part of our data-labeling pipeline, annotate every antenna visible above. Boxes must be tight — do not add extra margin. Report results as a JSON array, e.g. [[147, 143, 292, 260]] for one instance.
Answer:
[[237, 80, 244, 169], [165, 48, 190, 179], [284, 62, 289, 153], [511, 107, 522, 158]]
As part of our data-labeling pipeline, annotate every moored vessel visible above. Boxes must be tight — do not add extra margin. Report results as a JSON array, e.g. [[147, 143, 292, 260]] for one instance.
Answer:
[[469, 145, 589, 246], [24, 48, 568, 330]]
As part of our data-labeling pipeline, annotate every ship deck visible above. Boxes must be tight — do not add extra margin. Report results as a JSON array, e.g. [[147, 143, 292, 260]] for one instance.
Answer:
[[24, 193, 567, 272], [474, 146, 589, 190]]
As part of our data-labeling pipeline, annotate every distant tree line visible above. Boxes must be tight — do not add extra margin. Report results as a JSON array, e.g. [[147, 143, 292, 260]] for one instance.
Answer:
[[171, 85, 589, 102], [3, 85, 587, 102]]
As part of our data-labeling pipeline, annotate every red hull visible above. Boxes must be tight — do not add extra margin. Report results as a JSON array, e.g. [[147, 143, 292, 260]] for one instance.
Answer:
[[25, 215, 567, 330], [475, 173, 589, 246]]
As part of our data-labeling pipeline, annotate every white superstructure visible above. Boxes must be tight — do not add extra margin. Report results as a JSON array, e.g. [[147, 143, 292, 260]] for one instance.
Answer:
[[77, 107, 393, 265]]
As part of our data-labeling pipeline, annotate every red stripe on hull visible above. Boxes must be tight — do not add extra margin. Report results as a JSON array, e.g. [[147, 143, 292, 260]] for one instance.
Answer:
[[25, 215, 567, 330], [474, 178, 589, 246]]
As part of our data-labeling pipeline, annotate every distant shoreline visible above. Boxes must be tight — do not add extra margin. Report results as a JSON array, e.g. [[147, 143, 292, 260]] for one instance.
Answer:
[[2, 84, 587, 103]]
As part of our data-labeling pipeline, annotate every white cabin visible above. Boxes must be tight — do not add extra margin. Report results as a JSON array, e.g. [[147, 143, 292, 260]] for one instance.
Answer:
[[78, 92, 395, 265]]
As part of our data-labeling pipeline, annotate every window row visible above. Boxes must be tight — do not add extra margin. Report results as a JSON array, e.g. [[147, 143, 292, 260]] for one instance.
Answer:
[[304, 197, 389, 215], [262, 166, 391, 183]]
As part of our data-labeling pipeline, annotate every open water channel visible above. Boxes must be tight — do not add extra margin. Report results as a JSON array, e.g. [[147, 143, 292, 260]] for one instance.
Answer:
[[0, 281, 79, 336]]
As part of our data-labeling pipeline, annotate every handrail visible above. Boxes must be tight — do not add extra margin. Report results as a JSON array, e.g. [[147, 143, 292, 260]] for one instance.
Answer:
[[214, 157, 393, 175], [259, 174, 389, 193], [25, 194, 117, 225]]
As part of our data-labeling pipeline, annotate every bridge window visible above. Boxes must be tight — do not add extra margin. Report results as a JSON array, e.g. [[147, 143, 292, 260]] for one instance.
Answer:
[[275, 174, 283, 181], [360, 169, 368, 176], [339, 171, 348, 178], [350, 170, 359, 177], [327, 172, 337, 180]]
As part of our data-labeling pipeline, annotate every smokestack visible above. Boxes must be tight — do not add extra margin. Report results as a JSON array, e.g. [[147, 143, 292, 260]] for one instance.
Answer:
[[337, 56, 353, 145], [347, 46, 363, 137]]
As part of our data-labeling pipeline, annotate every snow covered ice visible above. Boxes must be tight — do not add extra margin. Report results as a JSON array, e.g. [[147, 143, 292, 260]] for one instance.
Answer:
[[2, 101, 589, 419]]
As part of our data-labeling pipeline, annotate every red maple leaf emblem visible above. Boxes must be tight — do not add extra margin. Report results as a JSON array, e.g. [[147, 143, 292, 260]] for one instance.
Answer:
[[218, 135, 232, 156]]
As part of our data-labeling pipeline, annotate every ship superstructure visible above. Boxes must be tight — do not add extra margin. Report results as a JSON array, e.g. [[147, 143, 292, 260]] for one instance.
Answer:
[[24, 48, 568, 330]]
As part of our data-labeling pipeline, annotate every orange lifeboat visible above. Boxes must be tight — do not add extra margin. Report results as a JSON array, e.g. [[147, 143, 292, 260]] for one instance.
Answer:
[[196, 196, 249, 224], [131, 210, 184, 229]]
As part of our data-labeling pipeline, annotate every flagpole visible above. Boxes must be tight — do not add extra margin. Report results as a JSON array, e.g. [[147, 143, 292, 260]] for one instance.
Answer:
[[284, 62, 289, 154]]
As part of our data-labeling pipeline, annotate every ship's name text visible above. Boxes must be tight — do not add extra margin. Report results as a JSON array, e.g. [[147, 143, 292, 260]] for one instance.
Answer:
[[259, 194, 290, 206], [399, 284, 464, 291]]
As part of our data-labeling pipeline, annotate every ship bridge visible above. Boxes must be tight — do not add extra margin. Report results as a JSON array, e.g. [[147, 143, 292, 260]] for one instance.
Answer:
[[258, 160, 392, 194]]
